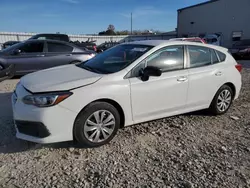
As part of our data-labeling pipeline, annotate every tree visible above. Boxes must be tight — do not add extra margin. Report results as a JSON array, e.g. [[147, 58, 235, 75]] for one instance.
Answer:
[[98, 24, 116, 35], [107, 24, 115, 31], [105, 29, 116, 35]]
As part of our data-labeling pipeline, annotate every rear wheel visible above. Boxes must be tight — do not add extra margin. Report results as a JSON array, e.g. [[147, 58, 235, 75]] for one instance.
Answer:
[[74, 102, 120, 147], [209, 85, 233, 115]]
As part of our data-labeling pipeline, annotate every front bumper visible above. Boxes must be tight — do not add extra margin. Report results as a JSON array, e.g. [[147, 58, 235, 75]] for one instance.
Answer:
[[0, 64, 15, 82], [12, 83, 78, 144]]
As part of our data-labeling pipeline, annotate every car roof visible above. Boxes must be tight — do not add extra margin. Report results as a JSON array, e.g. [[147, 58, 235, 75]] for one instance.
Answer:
[[27, 39, 71, 45], [33, 33, 68, 36], [126, 40, 228, 52]]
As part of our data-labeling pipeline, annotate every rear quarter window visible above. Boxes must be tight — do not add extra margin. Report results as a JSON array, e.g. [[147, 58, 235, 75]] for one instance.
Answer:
[[216, 51, 226, 62]]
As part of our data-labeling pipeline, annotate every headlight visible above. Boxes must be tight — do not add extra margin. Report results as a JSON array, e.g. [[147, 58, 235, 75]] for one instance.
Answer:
[[22, 92, 72, 107]]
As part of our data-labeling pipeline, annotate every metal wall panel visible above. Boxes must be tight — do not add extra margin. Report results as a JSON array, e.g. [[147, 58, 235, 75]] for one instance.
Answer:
[[0, 32, 176, 49]]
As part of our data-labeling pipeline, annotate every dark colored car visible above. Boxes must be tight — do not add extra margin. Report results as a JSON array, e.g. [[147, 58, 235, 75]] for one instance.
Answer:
[[29, 34, 98, 51], [96, 42, 120, 53], [0, 39, 96, 77], [29, 33, 70, 42], [1, 41, 20, 50], [230, 39, 250, 59]]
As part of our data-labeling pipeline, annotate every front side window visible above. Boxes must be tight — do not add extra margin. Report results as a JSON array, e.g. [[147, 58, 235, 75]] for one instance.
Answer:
[[188, 46, 211, 68], [19, 42, 44, 53], [47, 42, 73, 53], [146, 45, 184, 72], [77, 44, 153, 74]]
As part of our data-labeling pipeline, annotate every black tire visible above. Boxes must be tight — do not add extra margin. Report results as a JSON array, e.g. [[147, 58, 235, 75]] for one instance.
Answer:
[[209, 85, 233, 115], [73, 102, 120, 147]]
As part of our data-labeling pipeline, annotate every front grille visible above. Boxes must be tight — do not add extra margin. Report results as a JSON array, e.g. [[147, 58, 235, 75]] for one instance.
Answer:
[[15, 120, 50, 138]]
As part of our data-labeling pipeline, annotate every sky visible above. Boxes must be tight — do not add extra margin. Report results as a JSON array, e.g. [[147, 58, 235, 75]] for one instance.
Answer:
[[0, 0, 208, 34]]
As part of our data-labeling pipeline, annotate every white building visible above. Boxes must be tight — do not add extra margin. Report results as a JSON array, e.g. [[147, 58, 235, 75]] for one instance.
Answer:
[[177, 0, 250, 47]]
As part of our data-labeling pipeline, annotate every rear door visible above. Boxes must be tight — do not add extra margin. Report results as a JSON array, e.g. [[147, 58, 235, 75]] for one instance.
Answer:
[[6, 41, 46, 74], [43, 41, 75, 69], [186, 45, 226, 109]]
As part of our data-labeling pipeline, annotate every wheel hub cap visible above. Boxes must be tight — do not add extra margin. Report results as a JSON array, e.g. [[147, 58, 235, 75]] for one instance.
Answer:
[[84, 110, 115, 143], [217, 89, 232, 112]]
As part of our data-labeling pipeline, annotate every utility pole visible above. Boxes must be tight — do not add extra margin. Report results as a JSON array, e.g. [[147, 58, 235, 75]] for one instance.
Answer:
[[131, 12, 133, 35]]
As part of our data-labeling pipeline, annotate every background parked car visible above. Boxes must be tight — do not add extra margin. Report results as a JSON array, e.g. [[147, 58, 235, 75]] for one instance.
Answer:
[[96, 41, 120, 53], [71, 40, 97, 52], [203, 34, 221, 46], [1, 41, 20, 50], [229, 39, 250, 60], [0, 39, 95, 76], [169, 37, 206, 44]]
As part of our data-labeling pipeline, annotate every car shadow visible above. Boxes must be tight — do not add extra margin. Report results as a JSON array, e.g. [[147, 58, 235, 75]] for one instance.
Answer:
[[182, 109, 212, 117]]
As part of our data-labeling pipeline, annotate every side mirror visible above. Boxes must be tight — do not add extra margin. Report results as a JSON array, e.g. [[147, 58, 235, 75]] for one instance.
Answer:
[[140, 66, 162, 81], [12, 49, 21, 55]]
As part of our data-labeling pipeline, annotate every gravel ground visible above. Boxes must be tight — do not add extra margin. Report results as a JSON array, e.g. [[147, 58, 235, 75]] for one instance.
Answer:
[[0, 61, 250, 188]]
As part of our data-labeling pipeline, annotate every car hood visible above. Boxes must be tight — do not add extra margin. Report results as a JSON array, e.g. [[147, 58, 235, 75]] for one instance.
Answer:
[[20, 65, 102, 93]]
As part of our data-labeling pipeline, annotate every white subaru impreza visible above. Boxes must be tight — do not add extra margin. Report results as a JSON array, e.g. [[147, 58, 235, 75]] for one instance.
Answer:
[[12, 40, 242, 147]]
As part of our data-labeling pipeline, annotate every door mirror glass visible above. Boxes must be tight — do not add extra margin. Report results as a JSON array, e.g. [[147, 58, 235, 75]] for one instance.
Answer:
[[12, 49, 21, 55], [141, 66, 162, 81]]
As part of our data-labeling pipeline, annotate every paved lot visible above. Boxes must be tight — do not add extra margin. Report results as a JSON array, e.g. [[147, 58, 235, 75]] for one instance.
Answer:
[[0, 61, 250, 188]]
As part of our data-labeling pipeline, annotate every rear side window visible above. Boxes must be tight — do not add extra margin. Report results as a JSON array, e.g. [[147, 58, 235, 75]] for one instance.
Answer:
[[188, 46, 211, 68], [211, 49, 220, 64], [47, 42, 73, 53], [146, 45, 184, 72], [217, 51, 226, 62], [19, 42, 44, 53]]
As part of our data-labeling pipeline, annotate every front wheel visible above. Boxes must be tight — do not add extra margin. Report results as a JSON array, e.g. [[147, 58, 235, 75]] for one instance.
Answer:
[[209, 85, 233, 115], [73, 102, 120, 147]]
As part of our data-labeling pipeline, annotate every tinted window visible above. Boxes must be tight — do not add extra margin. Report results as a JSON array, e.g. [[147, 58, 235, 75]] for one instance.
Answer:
[[78, 44, 152, 74], [147, 46, 184, 72], [19, 42, 44, 53], [217, 51, 226, 62], [47, 42, 73, 52], [188, 46, 211, 68], [211, 49, 220, 64]]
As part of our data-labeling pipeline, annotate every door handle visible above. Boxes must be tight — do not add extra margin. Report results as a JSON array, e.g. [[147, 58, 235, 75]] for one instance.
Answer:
[[177, 76, 188, 82], [36, 54, 45, 57], [66, 54, 72, 56], [215, 71, 222, 76]]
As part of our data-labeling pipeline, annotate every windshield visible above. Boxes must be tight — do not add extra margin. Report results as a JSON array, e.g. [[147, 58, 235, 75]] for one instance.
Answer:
[[1, 42, 24, 52], [77, 44, 153, 74]]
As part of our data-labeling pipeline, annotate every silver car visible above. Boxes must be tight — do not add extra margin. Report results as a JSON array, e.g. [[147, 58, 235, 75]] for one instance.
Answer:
[[0, 39, 95, 76]]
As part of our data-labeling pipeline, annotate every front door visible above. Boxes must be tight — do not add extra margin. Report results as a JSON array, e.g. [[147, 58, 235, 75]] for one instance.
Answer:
[[129, 45, 189, 123], [6, 41, 46, 75]]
